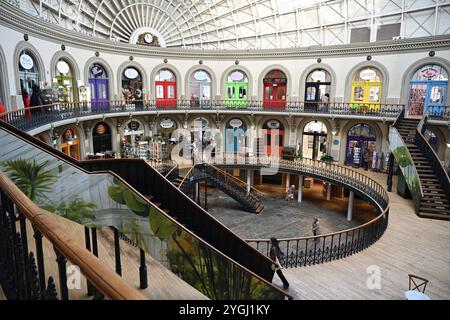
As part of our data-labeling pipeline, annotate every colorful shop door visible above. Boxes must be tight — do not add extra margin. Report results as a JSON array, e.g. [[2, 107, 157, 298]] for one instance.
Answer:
[[263, 83, 286, 109], [89, 78, 109, 110], [304, 83, 320, 112], [156, 81, 176, 108], [351, 82, 382, 112], [225, 82, 248, 108], [346, 137, 376, 168], [263, 129, 284, 156], [409, 80, 447, 116]]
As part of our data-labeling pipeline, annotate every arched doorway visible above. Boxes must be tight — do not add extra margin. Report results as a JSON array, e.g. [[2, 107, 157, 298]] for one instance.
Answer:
[[121, 120, 146, 158], [60, 127, 80, 159], [54, 59, 77, 103], [350, 67, 382, 111], [18, 50, 40, 97], [88, 63, 109, 109], [155, 68, 176, 108], [262, 119, 284, 156], [345, 124, 377, 168], [92, 122, 112, 154], [157, 117, 178, 159], [304, 69, 331, 112], [225, 118, 247, 154], [302, 121, 327, 160], [408, 64, 448, 116], [263, 70, 287, 109], [225, 70, 248, 108], [190, 69, 212, 108], [121, 67, 143, 106]]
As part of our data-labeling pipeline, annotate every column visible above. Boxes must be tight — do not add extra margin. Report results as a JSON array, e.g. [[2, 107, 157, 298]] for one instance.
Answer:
[[246, 170, 252, 193], [298, 175, 303, 203], [387, 152, 394, 192], [347, 191, 354, 221], [195, 182, 199, 204], [326, 183, 332, 200], [285, 173, 290, 192], [204, 181, 208, 210]]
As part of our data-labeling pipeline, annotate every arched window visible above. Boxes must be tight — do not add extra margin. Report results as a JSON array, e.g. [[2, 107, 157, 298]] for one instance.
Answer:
[[408, 64, 448, 116], [88, 63, 109, 108], [60, 127, 80, 159], [345, 124, 377, 168], [305, 69, 332, 111], [262, 119, 285, 156], [18, 50, 39, 96], [263, 69, 287, 109], [155, 68, 176, 108], [351, 67, 383, 110], [121, 67, 143, 103], [55, 59, 76, 103], [190, 70, 212, 107], [225, 118, 247, 154], [302, 121, 327, 160], [226, 70, 248, 108], [93, 122, 112, 154]]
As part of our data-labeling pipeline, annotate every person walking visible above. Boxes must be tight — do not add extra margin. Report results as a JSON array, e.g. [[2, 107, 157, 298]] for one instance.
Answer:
[[269, 237, 289, 289], [312, 218, 320, 241], [29, 82, 43, 116]]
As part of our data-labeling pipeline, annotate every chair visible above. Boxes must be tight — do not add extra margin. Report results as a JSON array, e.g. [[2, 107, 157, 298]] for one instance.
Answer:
[[408, 274, 429, 293]]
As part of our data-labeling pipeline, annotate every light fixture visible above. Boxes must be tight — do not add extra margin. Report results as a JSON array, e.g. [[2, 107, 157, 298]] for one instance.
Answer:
[[331, 127, 339, 136]]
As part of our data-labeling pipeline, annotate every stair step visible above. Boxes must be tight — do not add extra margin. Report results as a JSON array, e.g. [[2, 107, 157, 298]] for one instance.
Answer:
[[418, 212, 450, 220], [419, 207, 450, 214], [420, 201, 450, 208], [422, 196, 448, 202]]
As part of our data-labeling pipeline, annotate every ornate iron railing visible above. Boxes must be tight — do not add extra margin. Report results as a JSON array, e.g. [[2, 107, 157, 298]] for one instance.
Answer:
[[0, 100, 407, 132]]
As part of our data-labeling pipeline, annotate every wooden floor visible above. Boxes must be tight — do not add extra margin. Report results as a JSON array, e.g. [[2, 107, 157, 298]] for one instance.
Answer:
[[22, 216, 208, 300], [276, 169, 450, 300]]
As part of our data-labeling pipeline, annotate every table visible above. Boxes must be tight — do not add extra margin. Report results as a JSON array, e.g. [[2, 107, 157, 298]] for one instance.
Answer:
[[405, 290, 431, 300]]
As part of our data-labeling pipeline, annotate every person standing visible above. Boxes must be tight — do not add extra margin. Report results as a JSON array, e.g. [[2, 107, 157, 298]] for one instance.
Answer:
[[312, 218, 320, 241], [322, 93, 330, 113], [22, 87, 31, 119], [269, 237, 289, 289]]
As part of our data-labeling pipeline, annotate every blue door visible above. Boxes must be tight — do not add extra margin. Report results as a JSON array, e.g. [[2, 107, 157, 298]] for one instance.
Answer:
[[89, 78, 109, 110], [409, 80, 447, 116]]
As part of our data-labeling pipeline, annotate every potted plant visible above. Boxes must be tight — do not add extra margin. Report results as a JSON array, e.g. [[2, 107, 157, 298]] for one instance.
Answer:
[[293, 148, 302, 162], [320, 154, 334, 167]]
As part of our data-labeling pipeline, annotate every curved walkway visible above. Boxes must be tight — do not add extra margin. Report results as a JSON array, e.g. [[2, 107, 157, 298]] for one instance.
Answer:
[[281, 170, 450, 300]]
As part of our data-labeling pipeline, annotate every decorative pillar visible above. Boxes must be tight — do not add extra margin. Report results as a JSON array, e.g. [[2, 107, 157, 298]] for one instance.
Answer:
[[347, 191, 354, 221], [247, 170, 252, 193], [298, 175, 303, 203], [285, 173, 290, 192], [387, 152, 394, 192], [326, 183, 332, 200]]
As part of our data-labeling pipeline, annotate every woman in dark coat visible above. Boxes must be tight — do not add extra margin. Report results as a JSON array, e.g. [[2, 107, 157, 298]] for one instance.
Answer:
[[29, 83, 43, 107]]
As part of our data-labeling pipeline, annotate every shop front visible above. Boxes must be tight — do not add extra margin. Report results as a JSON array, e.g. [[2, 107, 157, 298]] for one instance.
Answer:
[[189, 70, 212, 108], [225, 70, 248, 108], [155, 117, 178, 159], [60, 127, 80, 160], [88, 63, 109, 110], [225, 118, 247, 154], [155, 68, 176, 108], [263, 70, 287, 109], [345, 124, 377, 168], [302, 121, 327, 160], [350, 67, 382, 112], [54, 59, 77, 103], [92, 122, 112, 155], [304, 69, 331, 112], [262, 119, 284, 156], [121, 120, 147, 159], [408, 64, 448, 116], [18, 51, 40, 98], [121, 67, 143, 106]]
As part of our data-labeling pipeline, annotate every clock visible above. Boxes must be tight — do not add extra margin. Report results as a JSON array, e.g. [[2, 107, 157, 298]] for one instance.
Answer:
[[144, 33, 153, 44]]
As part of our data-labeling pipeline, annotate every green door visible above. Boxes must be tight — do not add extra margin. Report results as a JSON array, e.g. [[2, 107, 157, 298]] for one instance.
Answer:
[[225, 82, 248, 108]]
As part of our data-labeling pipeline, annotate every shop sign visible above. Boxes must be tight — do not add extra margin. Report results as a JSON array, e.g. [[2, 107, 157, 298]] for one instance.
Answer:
[[229, 118, 243, 128], [311, 70, 326, 82], [420, 67, 439, 79], [160, 118, 175, 129], [20, 54, 34, 70], [267, 120, 280, 129], [63, 128, 75, 141], [359, 69, 377, 81], [194, 70, 208, 81], [124, 68, 139, 79], [230, 71, 244, 81], [96, 124, 106, 135], [128, 121, 140, 131], [56, 61, 70, 74]]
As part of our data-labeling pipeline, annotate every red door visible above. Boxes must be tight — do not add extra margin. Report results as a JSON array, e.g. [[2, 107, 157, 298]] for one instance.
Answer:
[[156, 81, 176, 108], [263, 82, 286, 109], [263, 129, 284, 156]]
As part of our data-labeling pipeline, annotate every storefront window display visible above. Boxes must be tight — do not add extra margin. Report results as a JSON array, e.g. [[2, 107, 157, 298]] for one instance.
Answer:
[[225, 70, 248, 108], [121, 120, 147, 159], [54, 59, 77, 103], [18, 50, 39, 97], [302, 121, 327, 160], [305, 69, 331, 112], [345, 124, 377, 168], [60, 127, 80, 160], [92, 122, 112, 154], [350, 67, 382, 112], [263, 70, 287, 109], [408, 64, 448, 116], [190, 70, 212, 108], [121, 67, 143, 105]]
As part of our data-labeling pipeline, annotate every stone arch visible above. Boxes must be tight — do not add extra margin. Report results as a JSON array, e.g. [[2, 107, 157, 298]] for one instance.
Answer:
[[83, 56, 115, 101], [184, 65, 218, 100], [150, 63, 183, 99], [117, 61, 148, 100], [13, 41, 46, 95], [220, 65, 254, 100], [257, 64, 293, 101], [0, 45, 11, 110], [299, 63, 337, 102]]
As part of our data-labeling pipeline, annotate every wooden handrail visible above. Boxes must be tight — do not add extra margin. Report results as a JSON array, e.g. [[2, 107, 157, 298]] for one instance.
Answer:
[[0, 170, 145, 300], [177, 164, 196, 189]]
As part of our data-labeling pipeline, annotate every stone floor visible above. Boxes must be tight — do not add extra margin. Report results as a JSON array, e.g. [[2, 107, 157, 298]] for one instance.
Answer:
[[206, 181, 378, 239]]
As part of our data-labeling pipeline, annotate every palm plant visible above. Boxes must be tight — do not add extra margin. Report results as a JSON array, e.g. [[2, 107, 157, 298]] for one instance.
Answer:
[[4, 159, 55, 201], [42, 198, 96, 225]]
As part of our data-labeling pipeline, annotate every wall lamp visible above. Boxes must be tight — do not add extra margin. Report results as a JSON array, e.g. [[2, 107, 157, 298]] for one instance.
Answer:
[[331, 127, 339, 136]]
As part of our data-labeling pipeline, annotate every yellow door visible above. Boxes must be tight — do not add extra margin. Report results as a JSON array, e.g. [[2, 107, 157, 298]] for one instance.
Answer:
[[351, 82, 382, 112]]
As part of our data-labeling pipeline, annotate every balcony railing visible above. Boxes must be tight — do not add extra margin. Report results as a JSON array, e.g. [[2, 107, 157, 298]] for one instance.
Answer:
[[0, 100, 409, 132]]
